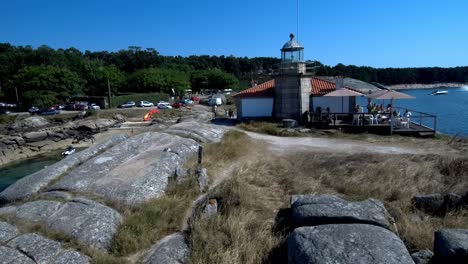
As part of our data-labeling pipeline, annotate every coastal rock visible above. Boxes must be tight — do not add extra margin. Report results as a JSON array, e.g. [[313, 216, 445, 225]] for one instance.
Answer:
[[165, 121, 225, 143], [51, 132, 199, 206], [0, 221, 19, 243], [0, 246, 36, 264], [144, 232, 189, 264], [75, 119, 118, 133], [23, 131, 49, 142], [46, 198, 122, 250], [0, 198, 122, 251], [8, 116, 50, 131], [0, 134, 129, 203], [434, 229, 468, 259], [411, 249, 433, 264], [288, 224, 414, 264], [412, 193, 445, 215], [7, 233, 62, 264], [52, 250, 90, 264], [291, 194, 393, 230], [113, 114, 126, 122], [39, 191, 73, 201], [197, 167, 209, 191]]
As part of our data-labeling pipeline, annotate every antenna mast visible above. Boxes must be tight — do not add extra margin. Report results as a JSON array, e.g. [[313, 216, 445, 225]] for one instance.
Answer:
[[296, 0, 299, 40]]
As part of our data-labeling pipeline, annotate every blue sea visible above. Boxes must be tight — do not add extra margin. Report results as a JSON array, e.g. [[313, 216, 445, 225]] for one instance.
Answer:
[[358, 86, 468, 136]]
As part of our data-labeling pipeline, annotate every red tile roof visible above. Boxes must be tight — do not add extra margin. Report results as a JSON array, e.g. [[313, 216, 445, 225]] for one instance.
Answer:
[[310, 76, 336, 95], [233, 79, 275, 98], [234, 77, 354, 98]]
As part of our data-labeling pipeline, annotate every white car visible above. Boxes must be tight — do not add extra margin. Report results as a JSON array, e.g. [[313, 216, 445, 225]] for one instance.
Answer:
[[138, 101, 154, 107], [88, 103, 100, 110], [157, 102, 173, 109]]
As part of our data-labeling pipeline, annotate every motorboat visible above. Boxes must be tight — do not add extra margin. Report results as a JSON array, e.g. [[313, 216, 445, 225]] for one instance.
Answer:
[[430, 90, 448, 96], [62, 146, 76, 156]]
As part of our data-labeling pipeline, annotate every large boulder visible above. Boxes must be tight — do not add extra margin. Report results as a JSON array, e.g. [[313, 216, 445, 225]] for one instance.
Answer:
[[8, 116, 50, 131], [434, 229, 468, 260], [291, 194, 393, 230], [50, 132, 199, 206], [75, 119, 118, 133], [0, 246, 36, 264], [411, 249, 433, 264], [143, 232, 189, 264], [165, 121, 225, 143], [23, 131, 49, 142], [0, 221, 19, 243], [412, 193, 463, 216], [7, 233, 63, 264], [0, 198, 122, 251], [288, 224, 414, 264], [0, 134, 128, 203]]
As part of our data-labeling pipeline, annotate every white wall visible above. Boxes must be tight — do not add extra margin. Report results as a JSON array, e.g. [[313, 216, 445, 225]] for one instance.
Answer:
[[241, 98, 274, 117], [311, 96, 353, 113]]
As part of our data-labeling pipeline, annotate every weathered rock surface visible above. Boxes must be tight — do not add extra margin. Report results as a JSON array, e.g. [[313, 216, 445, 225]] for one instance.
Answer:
[[411, 249, 433, 264], [8, 116, 50, 131], [412, 193, 465, 216], [144, 232, 189, 264], [0, 198, 122, 250], [165, 121, 224, 143], [8, 233, 63, 264], [288, 224, 414, 264], [75, 119, 119, 133], [0, 222, 90, 264], [291, 194, 393, 230], [197, 167, 209, 191], [0, 221, 19, 243], [0, 246, 36, 264], [434, 229, 468, 259], [51, 132, 199, 206], [0, 134, 128, 203], [39, 191, 73, 201]]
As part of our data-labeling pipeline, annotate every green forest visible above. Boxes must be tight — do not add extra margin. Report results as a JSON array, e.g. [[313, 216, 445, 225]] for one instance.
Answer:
[[1, 43, 468, 107]]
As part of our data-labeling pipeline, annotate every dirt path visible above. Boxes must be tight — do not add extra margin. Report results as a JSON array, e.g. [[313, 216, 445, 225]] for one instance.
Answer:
[[241, 130, 424, 155]]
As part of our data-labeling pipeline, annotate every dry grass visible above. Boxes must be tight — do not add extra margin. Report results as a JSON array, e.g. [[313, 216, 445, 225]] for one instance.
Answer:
[[238, 121, 306, 137], [188, 133, 468, 263], [111, 177, 199, 257]]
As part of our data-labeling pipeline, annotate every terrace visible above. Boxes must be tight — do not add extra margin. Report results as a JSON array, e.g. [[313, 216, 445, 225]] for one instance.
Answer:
[[309, 107, 437, 137]]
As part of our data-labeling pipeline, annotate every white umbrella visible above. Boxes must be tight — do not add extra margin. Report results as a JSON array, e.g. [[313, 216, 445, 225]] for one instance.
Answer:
[[323, 88, 364, 113], [369, 90, 415, 109]]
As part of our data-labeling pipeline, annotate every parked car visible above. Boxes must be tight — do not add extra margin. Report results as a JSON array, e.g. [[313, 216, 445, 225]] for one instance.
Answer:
[[208, 97, 223, 106], [40, 108, 60, 115], [137, 101, 154, 107], [88, 103, 100, 110], [118, 101, 136, 108], [182, 98, 194, 105], [28, 106, 40, 115], [0, 108, 11, 115], [157, 101, 172, 109], [171, 102, 185, 108]]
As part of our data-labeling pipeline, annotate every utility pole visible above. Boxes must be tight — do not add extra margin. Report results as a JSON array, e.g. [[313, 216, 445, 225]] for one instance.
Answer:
[[107, 79, 112, 109], [15, 86, 19, 104]]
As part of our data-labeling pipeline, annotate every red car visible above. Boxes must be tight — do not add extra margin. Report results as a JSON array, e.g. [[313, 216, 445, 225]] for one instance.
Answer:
[[171, 102, 185, 108]]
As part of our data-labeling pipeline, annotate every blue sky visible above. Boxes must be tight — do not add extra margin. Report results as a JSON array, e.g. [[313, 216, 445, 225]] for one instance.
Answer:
[[1, 0, 467, 68]]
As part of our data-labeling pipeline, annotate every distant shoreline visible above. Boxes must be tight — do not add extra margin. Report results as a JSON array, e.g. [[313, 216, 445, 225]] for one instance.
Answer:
[[386, 83, 467, 90]]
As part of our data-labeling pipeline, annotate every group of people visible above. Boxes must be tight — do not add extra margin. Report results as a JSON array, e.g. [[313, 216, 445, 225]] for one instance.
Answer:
[[212, 105, 234, 119]]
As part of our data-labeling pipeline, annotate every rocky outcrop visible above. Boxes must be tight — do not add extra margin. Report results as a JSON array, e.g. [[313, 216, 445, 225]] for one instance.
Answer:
[[165, 121, 224, 143], [0, 118, 124, 166], [411, 249, 433, 264], [8, 116, 50, 131], [50, 132, 200, 206], [288, 224, 414, 264], [0, 134, 128, 203], [434, 229, 468, 260], [143, 232, 189, 264], [291, 194, 394, 230], [0, 221, 89, 264], [0, 198, 122, 250], [412, 192, 466, 216], [287, 194, 414, 264]]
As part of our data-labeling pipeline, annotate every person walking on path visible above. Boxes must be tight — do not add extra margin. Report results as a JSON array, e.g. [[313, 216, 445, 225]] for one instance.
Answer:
[[212, 105, 217, 119]]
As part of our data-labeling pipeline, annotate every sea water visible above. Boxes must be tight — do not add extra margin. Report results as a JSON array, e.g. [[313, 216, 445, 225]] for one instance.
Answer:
[[0, 152, 62, 192], [358, 87, 468, 136]]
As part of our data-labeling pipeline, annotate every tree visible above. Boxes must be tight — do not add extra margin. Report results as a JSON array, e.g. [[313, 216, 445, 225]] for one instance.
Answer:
[[82, 62, 125, 95], [9, 65, 83, 107], [190, 69, 240, 92], [127, 68, 190, 94]]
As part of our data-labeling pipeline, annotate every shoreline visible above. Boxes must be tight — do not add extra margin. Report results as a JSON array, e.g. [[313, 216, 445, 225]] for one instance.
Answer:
[[385, 83, 467, 90]]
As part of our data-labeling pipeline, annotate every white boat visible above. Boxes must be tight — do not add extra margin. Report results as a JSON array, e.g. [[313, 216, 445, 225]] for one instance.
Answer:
[[61, 146, 76, 156], [430, 90, 448, 96]]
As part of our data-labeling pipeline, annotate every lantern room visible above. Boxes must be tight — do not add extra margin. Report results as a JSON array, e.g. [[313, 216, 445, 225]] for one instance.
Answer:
[[281, 33, 304, 63]]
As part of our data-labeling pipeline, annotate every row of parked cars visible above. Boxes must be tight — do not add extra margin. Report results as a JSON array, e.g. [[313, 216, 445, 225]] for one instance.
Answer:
[[118, 99, 194, 109]]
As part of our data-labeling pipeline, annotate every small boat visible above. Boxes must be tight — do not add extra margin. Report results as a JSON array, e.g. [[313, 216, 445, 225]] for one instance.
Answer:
[[61, 146, 76, 156], [430, 90, 448, 96]]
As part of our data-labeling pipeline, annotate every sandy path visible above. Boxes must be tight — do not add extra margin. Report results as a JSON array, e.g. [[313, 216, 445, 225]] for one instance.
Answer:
[[241, 130, 423, 155]]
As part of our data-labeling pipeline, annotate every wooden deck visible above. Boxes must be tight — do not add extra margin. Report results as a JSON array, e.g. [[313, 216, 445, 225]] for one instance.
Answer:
[[310, 109, 436, 137]]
